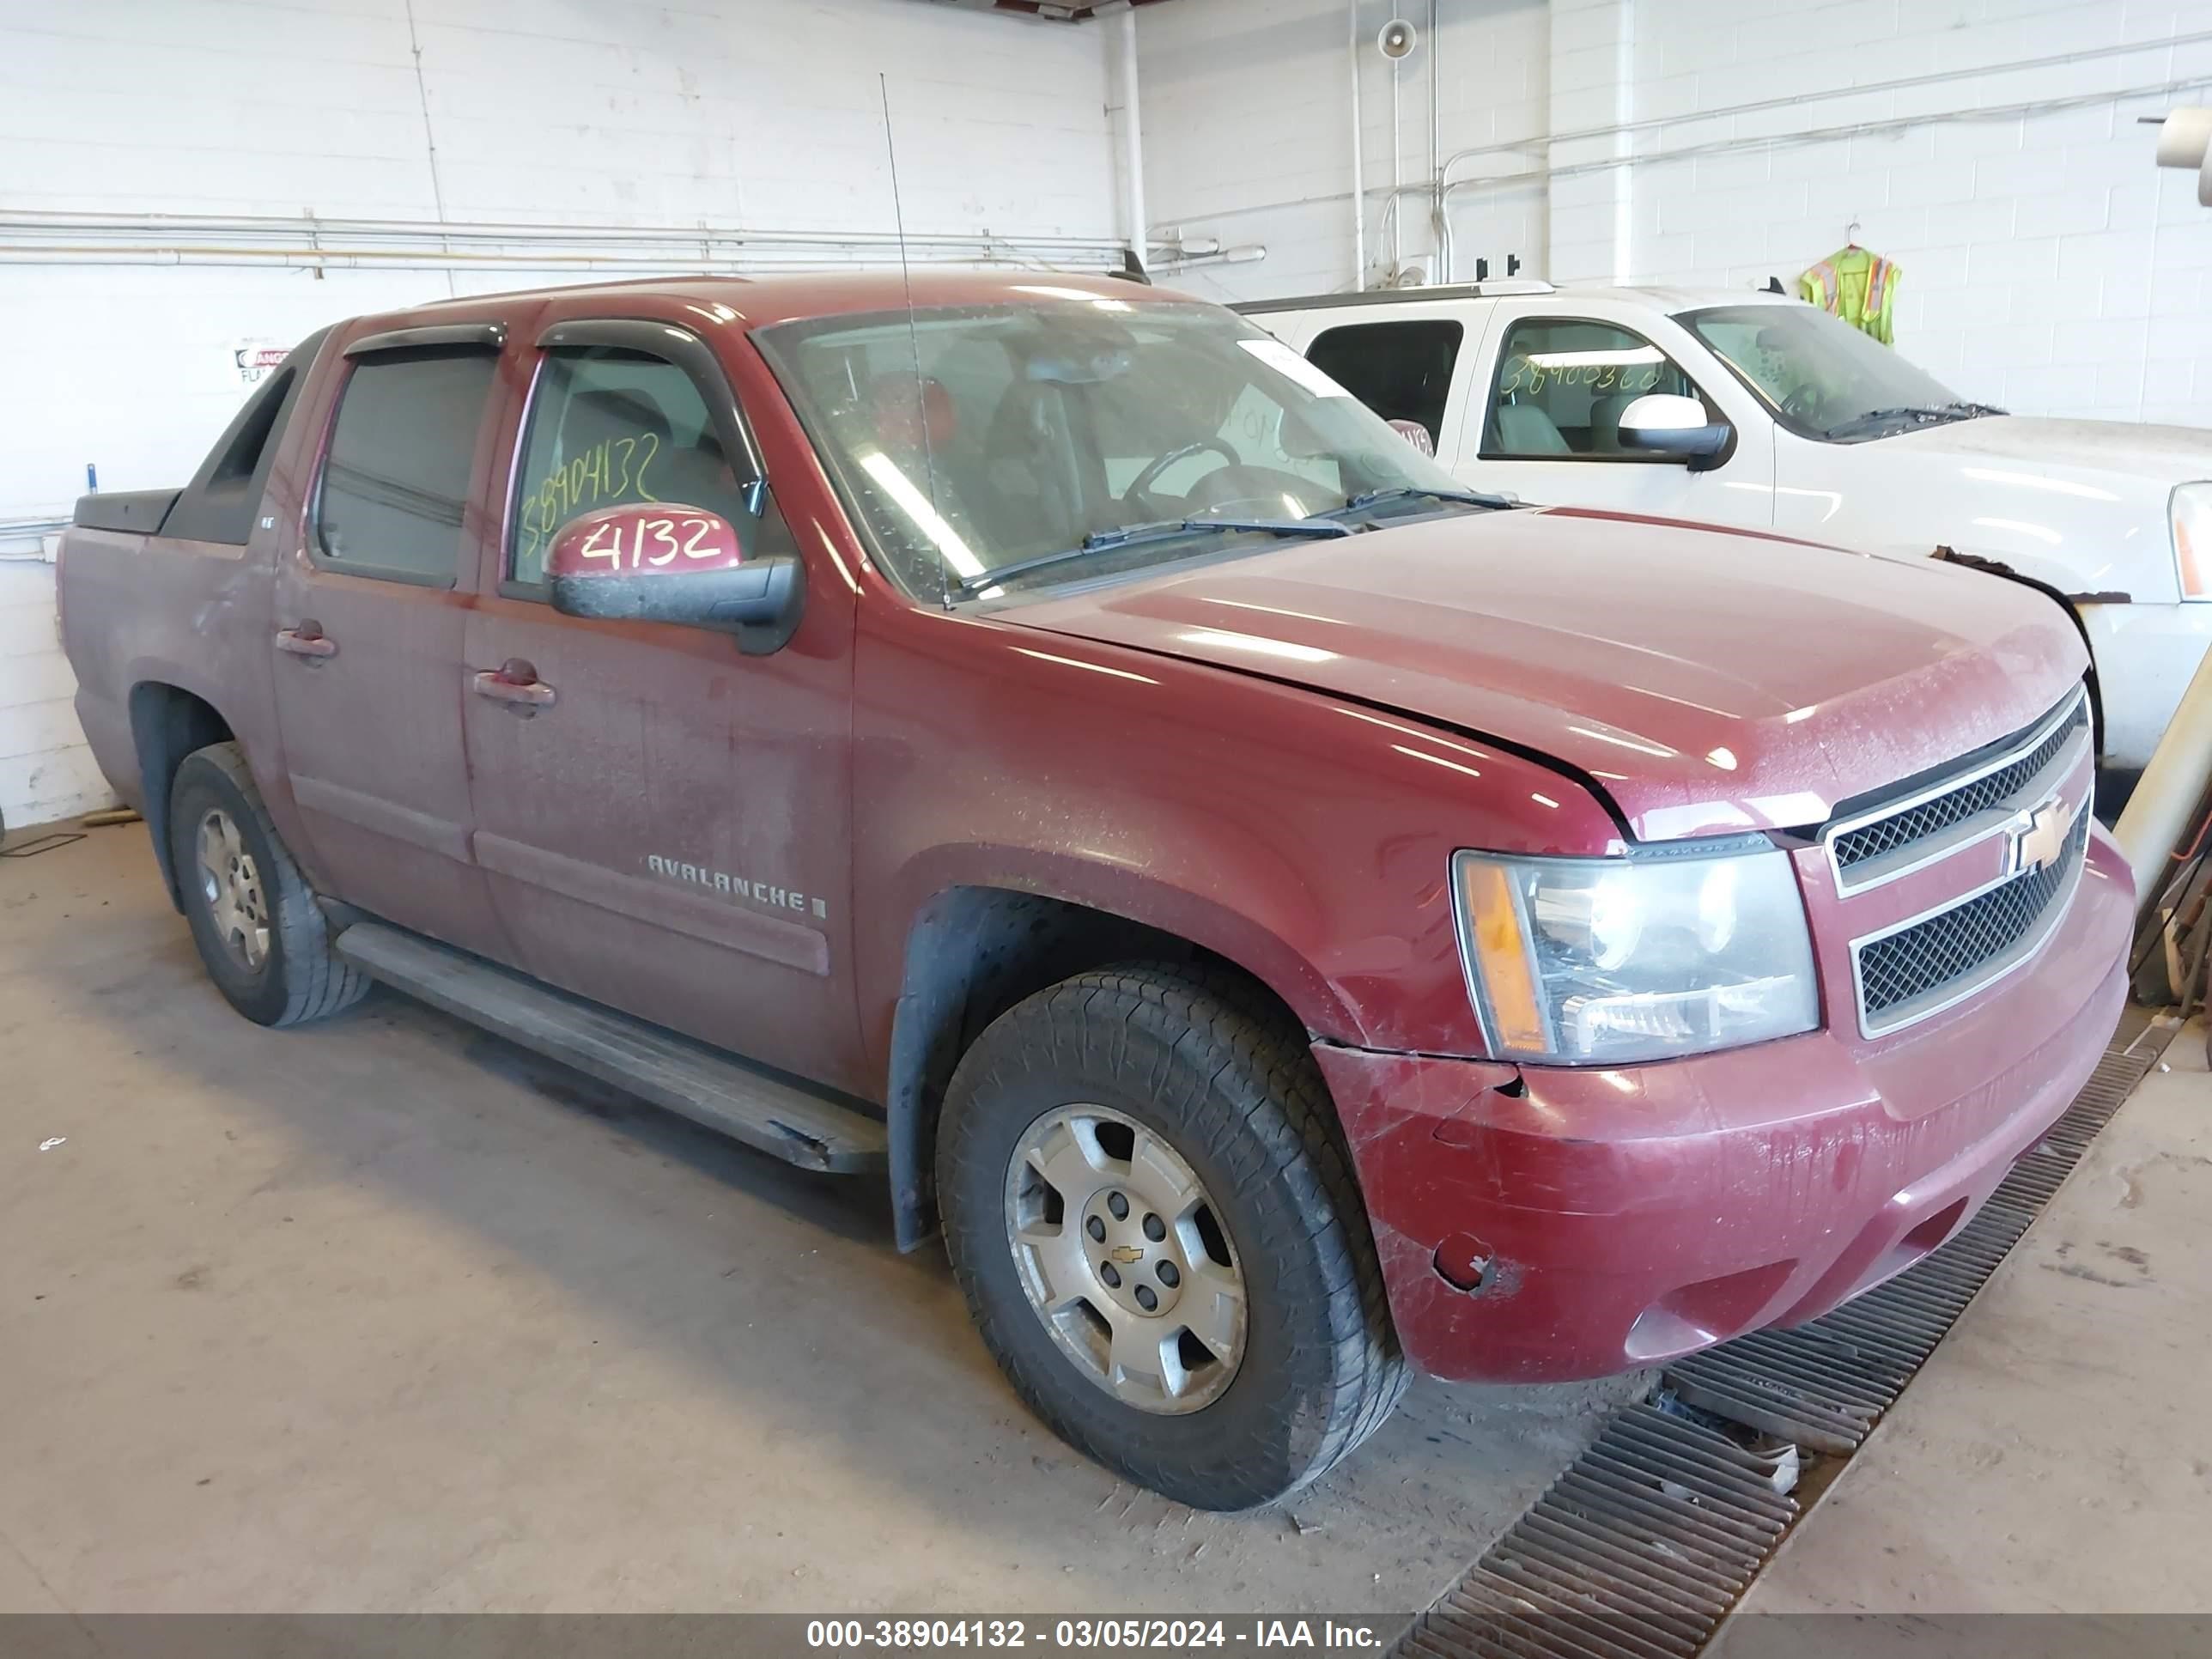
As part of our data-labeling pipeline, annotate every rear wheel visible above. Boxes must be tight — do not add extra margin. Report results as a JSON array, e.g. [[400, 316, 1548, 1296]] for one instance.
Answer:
[[169, 742, 368, 1027], [938, 964, 1407, 1510]]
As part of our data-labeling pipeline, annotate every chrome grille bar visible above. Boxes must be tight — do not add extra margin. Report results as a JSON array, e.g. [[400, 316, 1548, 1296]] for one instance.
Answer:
[[1822, 685, 2090, 896]]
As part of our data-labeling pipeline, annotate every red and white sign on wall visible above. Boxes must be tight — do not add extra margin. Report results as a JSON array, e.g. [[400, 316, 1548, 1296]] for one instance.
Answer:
[[232, 339, 291, 384]]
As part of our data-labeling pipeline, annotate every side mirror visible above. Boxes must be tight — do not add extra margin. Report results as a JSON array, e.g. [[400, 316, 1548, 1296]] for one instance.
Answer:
[[546, 502, 802, 646], [1616, 393, 1732, 467], [1387, 418, 1437, 457]]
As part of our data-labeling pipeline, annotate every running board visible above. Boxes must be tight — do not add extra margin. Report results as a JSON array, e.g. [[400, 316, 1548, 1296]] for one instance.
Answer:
[[334, 922, 888, 1176]]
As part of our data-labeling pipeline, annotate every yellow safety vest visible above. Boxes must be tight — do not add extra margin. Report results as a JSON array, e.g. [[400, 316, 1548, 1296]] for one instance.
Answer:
[[1799, 246, 1899, 344]]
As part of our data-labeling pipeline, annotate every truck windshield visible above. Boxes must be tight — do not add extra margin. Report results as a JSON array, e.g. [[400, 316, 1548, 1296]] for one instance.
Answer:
[[756, 297, 1485, 599], [1678, 304, 1996, 442]]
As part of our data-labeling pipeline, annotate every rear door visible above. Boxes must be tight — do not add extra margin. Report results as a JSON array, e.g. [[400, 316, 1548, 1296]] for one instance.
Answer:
[[458, 313, 864, 1092], [270, 320, 508, 952], [1457, 302, 1773, 523]]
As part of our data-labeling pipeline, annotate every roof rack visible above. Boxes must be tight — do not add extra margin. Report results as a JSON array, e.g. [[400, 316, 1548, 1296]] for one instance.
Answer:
[[1231, 279, 1557, 315]]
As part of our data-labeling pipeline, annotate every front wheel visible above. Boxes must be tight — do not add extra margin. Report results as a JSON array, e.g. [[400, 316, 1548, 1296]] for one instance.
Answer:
[[938, 965, 1407, 1510]]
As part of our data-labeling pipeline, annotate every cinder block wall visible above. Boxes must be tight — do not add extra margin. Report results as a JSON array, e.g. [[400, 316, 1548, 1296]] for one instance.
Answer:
[[1139, 0, 2212, 422]]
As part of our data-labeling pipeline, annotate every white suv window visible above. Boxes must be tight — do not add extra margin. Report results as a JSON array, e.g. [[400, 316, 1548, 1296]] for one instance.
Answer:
[[1482, 318, 1700, 460]]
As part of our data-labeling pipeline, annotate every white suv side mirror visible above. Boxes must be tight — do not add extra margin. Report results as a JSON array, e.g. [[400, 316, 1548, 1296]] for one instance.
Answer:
[[1618, 393, 1732, 467]]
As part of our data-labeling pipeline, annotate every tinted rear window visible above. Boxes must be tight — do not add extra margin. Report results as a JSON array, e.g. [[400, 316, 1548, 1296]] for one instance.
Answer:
[[1305, 319, 1462, 445], [313, 347, 496, 586]]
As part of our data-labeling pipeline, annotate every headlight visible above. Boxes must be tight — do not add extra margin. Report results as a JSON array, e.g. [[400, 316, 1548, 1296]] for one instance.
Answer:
[[1453, 842, 1819, 1064], [2172, 482, 2212, 601]]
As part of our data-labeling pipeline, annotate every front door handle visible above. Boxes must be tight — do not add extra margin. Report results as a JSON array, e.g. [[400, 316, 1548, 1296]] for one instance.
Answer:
[[472, 660, 556, 713], [276, 623, 337, 660]]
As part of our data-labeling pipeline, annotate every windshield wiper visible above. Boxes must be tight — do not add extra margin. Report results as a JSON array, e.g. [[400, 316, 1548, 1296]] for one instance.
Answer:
[[1821, 401, 2003, 440], [949, 516, 1352, 599], [1330, 483, 1515, 516]]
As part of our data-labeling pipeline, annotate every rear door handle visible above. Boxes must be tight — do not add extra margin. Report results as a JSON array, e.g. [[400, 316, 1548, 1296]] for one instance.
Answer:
[[472, 662, 556, 711], [276, 624, 337, 660]]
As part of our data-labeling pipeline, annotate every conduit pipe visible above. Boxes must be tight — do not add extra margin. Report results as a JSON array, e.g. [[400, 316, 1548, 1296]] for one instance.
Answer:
[[0, 209, 1128, 273], [1349, 0, 1366, 289], [1120, 8, 1147, 270], [2116, 647, 2212, 914]]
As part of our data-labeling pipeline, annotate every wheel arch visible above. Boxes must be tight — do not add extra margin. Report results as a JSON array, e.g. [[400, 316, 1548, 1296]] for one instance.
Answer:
[[128, 681, 237, 912], [882, 884, 1335, 1252]]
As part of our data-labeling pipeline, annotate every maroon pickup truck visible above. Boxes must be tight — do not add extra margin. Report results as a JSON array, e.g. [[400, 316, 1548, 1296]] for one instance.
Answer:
[[58, 271, 2130, 1510]]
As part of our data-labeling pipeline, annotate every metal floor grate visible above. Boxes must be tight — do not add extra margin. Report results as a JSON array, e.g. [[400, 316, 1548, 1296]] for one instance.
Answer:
[[1391, 1040, 2160, 1659], [1396, 1405, 1797, 1659]]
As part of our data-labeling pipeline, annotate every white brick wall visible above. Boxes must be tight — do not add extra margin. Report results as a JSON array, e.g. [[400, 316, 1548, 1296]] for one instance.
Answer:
[[1138, 0, 1551, 301], [0, 562, 108, 832], [1138, 0, 2212, 425], [0, 0, 1120, 830]]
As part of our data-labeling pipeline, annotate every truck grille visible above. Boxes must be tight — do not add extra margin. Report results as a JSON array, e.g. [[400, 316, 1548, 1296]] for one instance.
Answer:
[[1831, 694, 2088, 876], [1830, 685, 2094, 1038], [1855, 807, 2090, 1027]]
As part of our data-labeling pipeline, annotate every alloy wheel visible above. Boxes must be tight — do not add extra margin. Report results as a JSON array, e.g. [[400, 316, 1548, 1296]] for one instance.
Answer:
[[1004, 1103, 1248, 1414]]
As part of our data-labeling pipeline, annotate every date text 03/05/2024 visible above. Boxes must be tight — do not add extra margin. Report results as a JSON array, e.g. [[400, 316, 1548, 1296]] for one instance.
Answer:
[[804, 1618, 1389, 1653]]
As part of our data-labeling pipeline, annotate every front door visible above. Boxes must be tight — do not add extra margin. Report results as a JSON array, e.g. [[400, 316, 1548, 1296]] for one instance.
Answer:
[[1457, 308, 1773, 524], [459, 317, 862, 1092], [271, 323, 507, 952]]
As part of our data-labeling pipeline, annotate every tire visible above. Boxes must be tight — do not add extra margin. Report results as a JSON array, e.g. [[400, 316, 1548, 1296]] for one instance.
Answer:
[[938, 963, 1409, 1510], [168, 741, 368, 1028]]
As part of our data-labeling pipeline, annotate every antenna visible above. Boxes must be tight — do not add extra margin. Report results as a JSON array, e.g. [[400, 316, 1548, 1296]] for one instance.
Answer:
[[878, 73, 952, 611]]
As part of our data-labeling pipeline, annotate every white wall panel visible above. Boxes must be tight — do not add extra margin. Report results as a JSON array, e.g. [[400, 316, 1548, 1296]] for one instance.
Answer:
[[1136, 0, 2212, 427]]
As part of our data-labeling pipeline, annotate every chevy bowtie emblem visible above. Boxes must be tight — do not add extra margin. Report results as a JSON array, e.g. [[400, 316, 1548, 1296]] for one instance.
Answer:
[[2011, 793, 2075, 877]]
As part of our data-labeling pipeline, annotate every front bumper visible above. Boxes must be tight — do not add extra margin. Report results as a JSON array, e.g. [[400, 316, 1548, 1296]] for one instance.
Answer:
[[2081, 599, 2212, 771], [1314, 825, 2135, 1384]]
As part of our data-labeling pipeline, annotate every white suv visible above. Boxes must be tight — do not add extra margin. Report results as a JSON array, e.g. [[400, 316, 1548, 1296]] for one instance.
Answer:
[[1240, 281, 2212, 774]]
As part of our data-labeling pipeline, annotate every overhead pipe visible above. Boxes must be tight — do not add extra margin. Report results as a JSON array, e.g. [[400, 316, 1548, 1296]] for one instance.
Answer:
[[1431, 30, 2212, 195], [1184, 75, 2212, 238], [1348, 0, 1366, 289], [1150, 245, 1266, 273], [0, 208, 1128, 272], [1389, 25, 1402, 277], [1429, 0, 1449, 281], [0, 206, 1129, 251]]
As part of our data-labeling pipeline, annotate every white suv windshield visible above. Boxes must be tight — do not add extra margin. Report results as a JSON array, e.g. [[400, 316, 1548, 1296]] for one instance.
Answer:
[[1680, 304, 1994, 442], [757, 298, 1482, 598]]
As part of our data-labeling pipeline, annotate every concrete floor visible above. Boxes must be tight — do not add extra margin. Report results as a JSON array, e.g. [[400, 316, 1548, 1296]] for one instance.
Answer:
[[0, 828, 1638, 1615], [1717, 1020, 2212, 1631]]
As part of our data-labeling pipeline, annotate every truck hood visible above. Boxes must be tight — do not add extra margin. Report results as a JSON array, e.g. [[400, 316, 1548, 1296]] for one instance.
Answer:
[[1876, 414, 2212, 483], [1802, 416, 2208, 603], [1008, 507, 2086, 842]]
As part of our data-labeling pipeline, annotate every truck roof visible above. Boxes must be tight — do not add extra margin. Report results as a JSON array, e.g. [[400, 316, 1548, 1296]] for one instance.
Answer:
[[390, 269, 1196, 332], [1233, 282, 1794, 316]]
